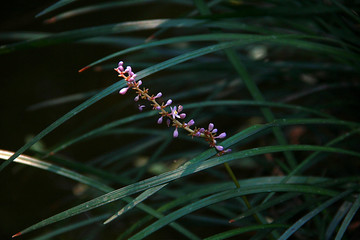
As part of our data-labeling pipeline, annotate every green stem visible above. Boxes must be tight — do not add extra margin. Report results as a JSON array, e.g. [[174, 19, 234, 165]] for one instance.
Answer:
[[223, 163, 263, 225]]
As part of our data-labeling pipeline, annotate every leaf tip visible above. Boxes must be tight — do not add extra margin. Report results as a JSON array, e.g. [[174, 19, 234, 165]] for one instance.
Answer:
[[44, 17, 57, 24], [78, 66, 90, 73], [12, 232, 22, 238], [103, 215, 117, 225]]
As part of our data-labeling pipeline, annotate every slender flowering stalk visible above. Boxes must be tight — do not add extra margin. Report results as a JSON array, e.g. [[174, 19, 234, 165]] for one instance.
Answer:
[[115, 61, 231, 155]]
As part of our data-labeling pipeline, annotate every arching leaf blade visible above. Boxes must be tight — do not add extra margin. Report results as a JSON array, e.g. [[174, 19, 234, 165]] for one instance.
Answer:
[[15, 144, 360, 236]]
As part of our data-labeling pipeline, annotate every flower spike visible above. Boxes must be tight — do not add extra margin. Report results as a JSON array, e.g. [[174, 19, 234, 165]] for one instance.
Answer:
[[115, 61, 230, 154]]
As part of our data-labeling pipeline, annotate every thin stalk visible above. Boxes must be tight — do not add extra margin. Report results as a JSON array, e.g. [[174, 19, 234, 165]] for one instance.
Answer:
[[193, 1, 279, 239]]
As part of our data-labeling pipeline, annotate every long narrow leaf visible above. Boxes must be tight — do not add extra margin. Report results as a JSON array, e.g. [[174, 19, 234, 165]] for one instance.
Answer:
[[36, 0, 78, 17], [204, 224, 289, 240], [278, 190, 354, 240], [335, 194, 360, 240], [14, 144, 360, 236], [129, 184, 340, 239], [0, 149, 199, 239]]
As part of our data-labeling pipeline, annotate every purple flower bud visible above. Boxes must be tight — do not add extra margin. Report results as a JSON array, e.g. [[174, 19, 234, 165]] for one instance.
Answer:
[[199, 128, 205, 133], [137, 80, 142, 86], [124, 66, 132, 74], [224, 149, 232, 153], [194, 131, 201, 137], [166, 119, 171, 127], [180, 113, 186, 119], [155, 105, 161, 110], [173, 128, 179, 138], [208, 123, 214, 131], [155, 92, 162, 98], [118, 61, 124, 72], [215, 145, 224, 151], [165, 99, 172, 106], [157, 116, 163, 124], [119, 87, 129, 95], [138, 104, 145, 111], [178, 105, 183, 113], [212, 129, 218, 133], [187, 119, 195, 127], [217, 132, 226, 139], [134, 95, 140, 101]]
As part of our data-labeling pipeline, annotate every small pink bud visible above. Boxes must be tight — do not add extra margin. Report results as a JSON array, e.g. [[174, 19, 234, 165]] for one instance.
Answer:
[[155, 106, 161, 110], [180, 113, 186, 119], [165, 99, 172, 106], [218, 132, 226, 139], [137, 80, 142, 86], [178, 105, 183, 112], [173, 128, 179, 138], [187, 119, 195, 126], [212, 129, 218, 133], [157, 116, 163, 124], [138, 105, 145, 111], [124, 66, 132, 73], [208, 123, 214, 131], [129, 76, 136, 82], [134, 95, 140, 101], [118, 61, 124, 72], [119, 87, 129, 95], [215, 145, 224, 151], [155, 92, 162, 98]]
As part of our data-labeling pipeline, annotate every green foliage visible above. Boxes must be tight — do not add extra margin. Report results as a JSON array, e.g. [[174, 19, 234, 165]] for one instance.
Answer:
[[1, 0, 359, 239]]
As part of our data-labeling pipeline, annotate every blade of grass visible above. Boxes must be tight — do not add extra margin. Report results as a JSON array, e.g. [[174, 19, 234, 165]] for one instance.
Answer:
[[116, 176, 334, 239], [230, 193, 299, 223], [0, 149, 199, 239], [43, 0, 189, 24], [14, 144, 360, 236], [33, 214, 110, 240], [278, 190, 354, 240], [325, 201, 353, 240], [103, 184, 167, 225], [204, 224, 289, 240], [334, 194, 360, 240], [262, 127, 360, 204], [0, 19, 267, 54], [330, 0, 360, 24], [36, 0, 78, 17], [129, 184, 340, 239], [81, 33, 302, 70]]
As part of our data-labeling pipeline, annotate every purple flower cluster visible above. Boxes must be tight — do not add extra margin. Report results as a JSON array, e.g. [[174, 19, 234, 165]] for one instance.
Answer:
[[115, 61, 231, 155]]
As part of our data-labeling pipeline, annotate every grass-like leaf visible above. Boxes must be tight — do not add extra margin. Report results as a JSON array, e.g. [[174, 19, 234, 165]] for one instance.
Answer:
[[36, 0, 78, 17], [14, 144, 360, 236], [278, 190, 354, 240], [0, 149, 199, 239], [334, 194, 360, 240], [129, 184, 340, 239], [204, 224, 289, 240]]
